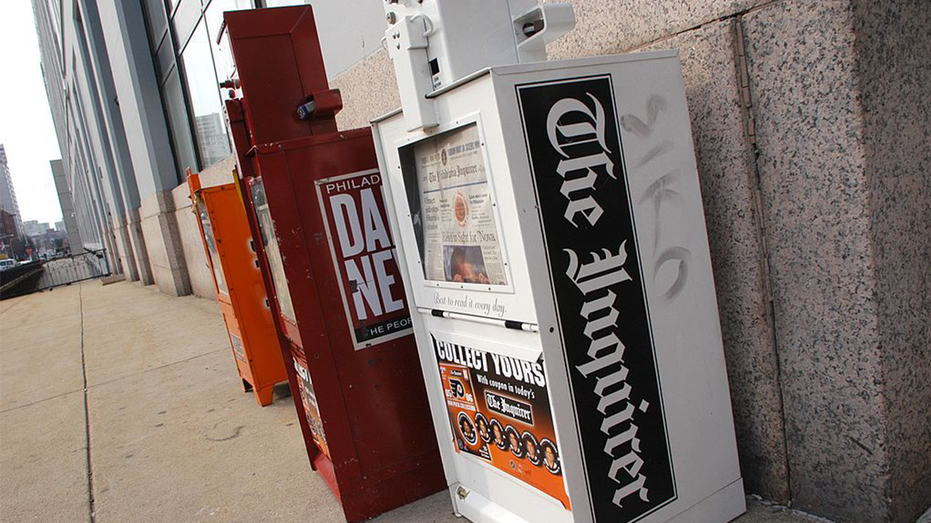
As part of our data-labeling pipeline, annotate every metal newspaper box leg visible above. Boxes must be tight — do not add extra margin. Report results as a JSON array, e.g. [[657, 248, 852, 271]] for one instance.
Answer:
[[186, 167, 287, 406], [219, 6, 446, 522], [372, 1, 746, 522]]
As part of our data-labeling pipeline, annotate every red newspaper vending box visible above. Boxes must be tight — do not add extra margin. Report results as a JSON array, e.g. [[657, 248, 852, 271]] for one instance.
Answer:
[[220, 7, 446, 521]]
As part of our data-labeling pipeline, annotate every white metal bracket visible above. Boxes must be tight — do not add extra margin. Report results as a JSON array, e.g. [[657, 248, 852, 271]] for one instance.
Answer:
[[513, 4, 576, 63], [385, 15, 439, 131]]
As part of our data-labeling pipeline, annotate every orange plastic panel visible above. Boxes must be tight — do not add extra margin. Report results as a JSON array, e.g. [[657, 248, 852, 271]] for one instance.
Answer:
[[188, 170, 287, 406]]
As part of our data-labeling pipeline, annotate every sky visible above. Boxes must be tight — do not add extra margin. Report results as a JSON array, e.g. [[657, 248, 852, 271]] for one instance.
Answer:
[[0, 0, 64, 225]]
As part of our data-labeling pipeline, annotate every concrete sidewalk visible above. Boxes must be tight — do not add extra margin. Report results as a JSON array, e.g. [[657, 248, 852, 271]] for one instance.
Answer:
[[1, 281, 827, 522]]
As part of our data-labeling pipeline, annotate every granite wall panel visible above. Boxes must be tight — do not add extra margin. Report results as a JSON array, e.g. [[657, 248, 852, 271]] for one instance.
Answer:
[[111, 213, 138, 282], [139, 190, 191, 297], [126, 207, 153, 286], [331, 50, 400, 131], [854, 1, 931, 521], [546, 0, 771, 58], [644, 20, 789, 502], [743, 1, 890, 520], [171, 183, 215, 301]]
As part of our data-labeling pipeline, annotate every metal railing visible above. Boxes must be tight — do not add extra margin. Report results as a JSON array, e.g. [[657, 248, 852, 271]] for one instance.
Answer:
[[35, 248, 111, 291]]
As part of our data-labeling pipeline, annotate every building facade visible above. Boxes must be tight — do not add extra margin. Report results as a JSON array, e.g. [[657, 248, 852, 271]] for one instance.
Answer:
[[51, 159, 83, 253], [32, 0, 123, 273], [31, 1, 930, 523], [0, 209, 19, 259], [0, 145, 23, 237]]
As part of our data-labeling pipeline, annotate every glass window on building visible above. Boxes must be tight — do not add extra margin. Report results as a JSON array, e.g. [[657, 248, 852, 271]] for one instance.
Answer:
[[262, 0, 309, 7], [172, 0, 203, 48], [155, 32, 175, 81], [142, 0, 257, 182], [142, 0, 168, 49], [162, 69, 199, 177], [180, 21, 230, 169], [205, 0, 252, 84]]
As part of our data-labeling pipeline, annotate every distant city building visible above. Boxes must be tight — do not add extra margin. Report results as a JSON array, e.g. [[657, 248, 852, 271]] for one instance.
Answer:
[[0, 210, 15, 238], [29, 227, 68, 259], [0, 209, 29, 259], [22, 220, 52, 237], [55, 220, 65, 231], [195, 113, 231, 168], [0, 209, 18, 258], [0, 145, 23, 237]]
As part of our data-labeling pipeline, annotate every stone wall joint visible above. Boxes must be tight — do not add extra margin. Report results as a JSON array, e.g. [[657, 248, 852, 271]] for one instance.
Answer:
[[733, 12, 793, 503]]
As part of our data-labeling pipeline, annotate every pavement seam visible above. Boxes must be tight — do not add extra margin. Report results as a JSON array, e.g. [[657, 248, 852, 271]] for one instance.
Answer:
[[79, 285, 96, 523], [84, 348, 228, 391], [0, 387, 85, 414], [0, 296, 28, 315]]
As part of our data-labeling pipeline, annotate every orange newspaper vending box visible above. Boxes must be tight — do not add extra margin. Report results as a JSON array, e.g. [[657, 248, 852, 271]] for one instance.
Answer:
[[188, 167, 287, 405]]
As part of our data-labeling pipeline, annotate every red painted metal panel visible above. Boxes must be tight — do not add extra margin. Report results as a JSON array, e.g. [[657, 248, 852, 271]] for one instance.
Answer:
[[223, 6, 446, 521], [223, 6, 335, 144]]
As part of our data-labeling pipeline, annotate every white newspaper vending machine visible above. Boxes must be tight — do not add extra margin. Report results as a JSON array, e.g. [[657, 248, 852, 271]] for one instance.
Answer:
[[372, 2, 746, 522]]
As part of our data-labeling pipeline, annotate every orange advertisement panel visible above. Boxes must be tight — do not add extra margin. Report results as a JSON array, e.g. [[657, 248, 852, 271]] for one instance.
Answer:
[[293, 355, 330, 459], [431, 333, 570, 508]]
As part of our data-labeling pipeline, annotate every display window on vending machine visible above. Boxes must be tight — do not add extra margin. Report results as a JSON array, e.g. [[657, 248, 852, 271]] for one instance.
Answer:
[[220, 6, 446, 522], [187, 167, 287, 406]]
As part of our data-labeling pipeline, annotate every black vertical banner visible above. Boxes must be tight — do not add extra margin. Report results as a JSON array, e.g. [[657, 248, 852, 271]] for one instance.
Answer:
[[516, 75, 676, 522]]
